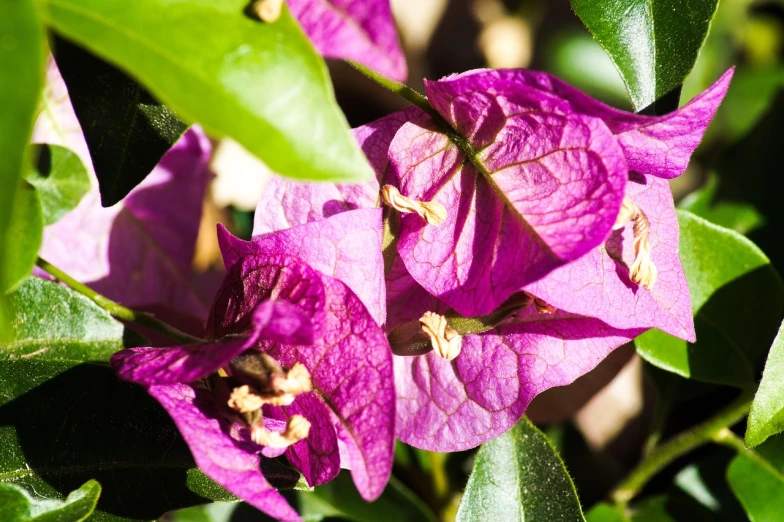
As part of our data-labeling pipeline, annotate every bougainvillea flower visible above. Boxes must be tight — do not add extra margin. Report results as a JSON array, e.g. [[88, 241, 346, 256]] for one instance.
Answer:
[[280, 0, 407, 81], [389, 68, 732, 317], [34, 62, 211, 331], [111, 229, 394, 519]]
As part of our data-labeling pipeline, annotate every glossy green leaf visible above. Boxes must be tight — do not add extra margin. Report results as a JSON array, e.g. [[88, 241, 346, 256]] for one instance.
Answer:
[[52, 37, 188, 207], [456, 417, 585, 522], [24, 144, 90, 226], [42, 0, 373, 183], [0, 278, 231, 519], [0, 479, 100, 521], [727, 432, 784, 521], [0, 0, 44, 339], [635, 211, 784, 387], [747, 320, 784, 447], [570, 0, 719, 111], [298, 472, 437, 522], [679, 174, 764, 235], [3, 182, 44, 294]]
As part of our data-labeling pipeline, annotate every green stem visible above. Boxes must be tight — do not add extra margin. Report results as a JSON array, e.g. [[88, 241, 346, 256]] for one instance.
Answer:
[[712, 427, 749, 453], [36, 257, 201, 344], [610, 389, 754, 505], [346, 61, 437, 118]]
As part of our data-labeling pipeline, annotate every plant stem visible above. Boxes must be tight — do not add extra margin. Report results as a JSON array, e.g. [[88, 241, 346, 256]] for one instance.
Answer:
[[610, 389, 754, 505], [346, 61, 437, 118], [36, 257, 201, 344]]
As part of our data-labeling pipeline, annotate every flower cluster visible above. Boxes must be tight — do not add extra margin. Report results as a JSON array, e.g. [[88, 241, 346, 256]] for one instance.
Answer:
[[107, 56, 731, 522]]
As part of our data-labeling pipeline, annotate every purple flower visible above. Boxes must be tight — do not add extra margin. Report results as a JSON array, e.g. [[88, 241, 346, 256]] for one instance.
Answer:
[[111, 228, 395, 520], [389, 68, 733, 317], [285, 0, 407, 81], [247, 64, 729, 451]]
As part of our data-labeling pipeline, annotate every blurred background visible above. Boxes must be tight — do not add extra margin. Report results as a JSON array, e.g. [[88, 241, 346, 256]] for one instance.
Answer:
[[176, 0, 784, 519]]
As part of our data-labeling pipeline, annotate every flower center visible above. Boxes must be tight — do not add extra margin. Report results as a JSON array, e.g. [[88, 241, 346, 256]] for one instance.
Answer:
[[419, 311, 462, 360], [381, 185, 447, 226], [224, 352, 313, 448], [613, 197, 658, 290]]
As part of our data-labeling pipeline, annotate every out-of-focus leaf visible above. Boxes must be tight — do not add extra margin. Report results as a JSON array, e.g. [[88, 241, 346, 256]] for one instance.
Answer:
[[672, 452, 748, 521], [679, 174, 764, 235], [298, 472, 437, 522], [0, 0, 44, 338], [0, 479, 100, 521], [586, 503, 628, 522], [570, 0, 719, 112], [162, 502, 241, 522], [719, 67, 784, 142], [23, 144, 90, 226], [635, 211, 784, 387], [727, 432, 784, 521], [747, 320, 784, 447], [52, 37, 188, 207], [456, 417, 585, 522], [42, 0, 372, 183], [4, 182, 44, 293], [3, 277, 132, 360]]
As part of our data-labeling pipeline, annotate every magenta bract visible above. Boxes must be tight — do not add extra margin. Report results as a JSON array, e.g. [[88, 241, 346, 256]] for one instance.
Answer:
[[111, 230, 395, 519], [289, 0, 407, 81]]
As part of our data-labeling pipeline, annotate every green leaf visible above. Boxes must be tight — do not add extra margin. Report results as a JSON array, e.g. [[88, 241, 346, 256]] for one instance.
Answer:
[[3, 277, 131, 362], [570, 0, 719, 112], [0, 278, 231, 519], [635, 211, 784, 387], [747, 320, 784, 447], [298, 472, 437, 522], [3, 182, 44, 294], [678, 174, 764, 235], [24, 144, 90, 226], [0, 479, 101, 521], [51, 37, 188, 207], [727, 432, 784, 521], [42, 0, 373, 183], [0, 0, 44, 339], [456, 417, 585, 522]]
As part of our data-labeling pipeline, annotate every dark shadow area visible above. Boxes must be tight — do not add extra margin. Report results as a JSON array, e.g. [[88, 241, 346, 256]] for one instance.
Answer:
[[0, 364, 209, 519], [30, 144, 53, 179], [639, 85, 683, 115], [426, 0, 484, 80]]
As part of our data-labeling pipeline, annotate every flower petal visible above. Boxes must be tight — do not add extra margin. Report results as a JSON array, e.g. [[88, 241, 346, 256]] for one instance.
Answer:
[[224, 208, 386, 326], [525, 175, 695, 341], [210, 252, 395, 501], [288, 0, 407, 81], [252, 109, 416, 236], [111, 300, 313, 385], [395, 310, 641, 451], [390, 108, 627, 316], [429, 68, 732, 179], [147, 384, 300, 522], [267, 392, 341, 487]]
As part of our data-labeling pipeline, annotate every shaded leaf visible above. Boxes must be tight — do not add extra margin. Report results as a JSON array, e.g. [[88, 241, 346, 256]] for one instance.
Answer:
[[635, 211, 784, 387], [571, 0, 719, 111], [747, 320, 784, 447], [52, 37, 188, 207], [42, 0, 372, 183], [0, 0, 44, 337], [0, 480, 100, 522], [727, 432, 784, 522], [456, 417, 585, 522], [297, 472, 437, 522], [24, 144, 90, 226], [4, 182, 44, 293], [679, 174, 764, 235], [585, 503, 628, 522]]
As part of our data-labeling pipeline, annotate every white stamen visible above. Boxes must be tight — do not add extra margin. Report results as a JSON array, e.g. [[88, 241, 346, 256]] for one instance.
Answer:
[[252, 0, 284, 22], [613, 197, 657, 289], [419, 311, 462, 360], [251, 415, 312, 448], [381, 185, 447, 226], [228, 385, 264, 413]]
